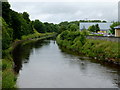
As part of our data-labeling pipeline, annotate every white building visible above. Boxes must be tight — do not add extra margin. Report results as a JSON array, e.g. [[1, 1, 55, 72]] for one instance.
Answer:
[[79, 22, 112, 34]]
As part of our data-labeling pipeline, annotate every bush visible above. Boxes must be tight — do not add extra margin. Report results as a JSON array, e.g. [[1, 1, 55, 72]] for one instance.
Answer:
[[2, 69, 16, 88], [1, 17, 13, 50], [56, 30, 120, 63], [2, 59, 16, 88]]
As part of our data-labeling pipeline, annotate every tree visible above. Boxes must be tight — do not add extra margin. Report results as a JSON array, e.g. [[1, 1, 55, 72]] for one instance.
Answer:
[[58, 25, 67, 34], [33, 20, 45, 33], [102, 20, 107, 23], [22, 12, 30, 24], [59, 21, 69, 26], [44, 22, 50, 32], [95, 24, 100, 33], [10, 10, 22, 39], [68, 24, 79, 31], [110, 22, 120, 34], [28, 21, 34, 34], [88, 25, 96, 32], [2, 17, 13, 50], [88, 24, 100, 32], [44, 22, 59, 33], [10, 10, 33, 39], [2, 2, 11, 25]]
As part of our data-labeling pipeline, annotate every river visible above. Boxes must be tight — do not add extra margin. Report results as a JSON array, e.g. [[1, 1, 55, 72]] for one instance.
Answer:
[[12, 40, 120, 88]]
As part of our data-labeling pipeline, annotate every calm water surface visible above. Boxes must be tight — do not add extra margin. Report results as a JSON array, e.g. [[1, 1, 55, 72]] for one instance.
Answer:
[[13, 40, 120, 88]]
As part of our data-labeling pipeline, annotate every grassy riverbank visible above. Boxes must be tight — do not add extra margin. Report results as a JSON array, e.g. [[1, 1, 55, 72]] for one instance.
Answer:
[[2, 2, 58, 88], [2, 32, 56, 88], [56, 30, 120, 65]]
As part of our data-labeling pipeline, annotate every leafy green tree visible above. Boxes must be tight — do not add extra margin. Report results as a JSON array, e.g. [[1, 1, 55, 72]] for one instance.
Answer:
[[10, 10, 33, 39], [22, 12, 30, 24], [28, 21, 34, 34], [2, 2, 11, 25], [58, 21, 69, 33], [58, 20, 107, 34], [102, 21, 107, 23], [33, 20, 45, 33], [53, 24, 59, 33], [68, 24, 79, 31], [10, 10, 22, 39], [44, 23, 57, 32], [22, 12, 34, 34], [95, 24, 100, 33], [44, 22, 50, 32], [88, 24, 100, 32], [60, 30, 69, 40], [88, 25, 96, 32], [58, 25, 67, 34], [2, 17, 13, 50], [59, 21, 69, 26], [110, 22, 120, 34], [19, 13, 33, 35]]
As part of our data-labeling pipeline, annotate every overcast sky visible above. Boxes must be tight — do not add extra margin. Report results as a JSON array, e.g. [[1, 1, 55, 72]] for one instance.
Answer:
[[8, 0, 119, 24]]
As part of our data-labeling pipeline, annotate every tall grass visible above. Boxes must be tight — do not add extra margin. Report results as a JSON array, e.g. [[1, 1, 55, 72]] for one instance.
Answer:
[[21, 32, 56, 40], [2, 59, 17, 88], [2, 32, 56, 88], [56, 31, 120, 64]]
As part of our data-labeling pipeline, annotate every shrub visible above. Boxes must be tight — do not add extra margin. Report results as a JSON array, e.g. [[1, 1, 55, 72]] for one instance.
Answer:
[[56, 31, 120, 63]]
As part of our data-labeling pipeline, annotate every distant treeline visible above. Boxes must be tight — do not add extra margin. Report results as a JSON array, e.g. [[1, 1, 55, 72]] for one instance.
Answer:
[[58, 21, 120, 34], [2, 2, 59, 51], [2, 2, 59, 88], [2, 2, 120, 51], [1, 1, 120, 88], [58, 20, 106, 34]]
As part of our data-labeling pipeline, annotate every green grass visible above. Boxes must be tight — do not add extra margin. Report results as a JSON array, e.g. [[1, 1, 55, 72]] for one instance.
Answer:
[[2, 32, 57, 88], [2, 59, 16, 88], [56, 32, 120, 64], [81, 39, 120, 60], [21, 32, 56, 40]]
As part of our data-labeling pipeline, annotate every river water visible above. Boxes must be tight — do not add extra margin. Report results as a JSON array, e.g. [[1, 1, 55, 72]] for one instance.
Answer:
[[12, 40, 120, 88]]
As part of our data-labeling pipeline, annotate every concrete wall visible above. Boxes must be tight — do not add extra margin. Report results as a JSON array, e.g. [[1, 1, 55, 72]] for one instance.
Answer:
[[86, 35, 120, 42]]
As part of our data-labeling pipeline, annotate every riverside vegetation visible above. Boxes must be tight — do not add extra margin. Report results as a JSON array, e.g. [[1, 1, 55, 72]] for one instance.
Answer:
[[2, 2, 57, 88], [1, 1, 120, 88], [56, 30, 120, 65]]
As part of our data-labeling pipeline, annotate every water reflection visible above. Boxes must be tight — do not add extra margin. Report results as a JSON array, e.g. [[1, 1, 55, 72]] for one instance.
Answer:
[[59, 46, 120, 88], [12, 40, 50, 74], [13, 40, 120, 88]]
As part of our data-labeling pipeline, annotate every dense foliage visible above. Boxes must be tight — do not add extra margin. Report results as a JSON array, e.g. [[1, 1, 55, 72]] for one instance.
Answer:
[[2, 2, 59, 51], [58, 20, 105, 34], [110, 22, 120, 34], [57, 30, 120, 63], [1, 2, 58, 88], [88, 24, 100, 32], [1, 17, 13, 50], [2, 2, 11, 25], [2, 1, 119, 88], [56, 30, 87, 50]]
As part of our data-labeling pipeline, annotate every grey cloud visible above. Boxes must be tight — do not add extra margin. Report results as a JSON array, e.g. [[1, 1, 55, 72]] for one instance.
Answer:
[[9, 2, 118, 23]]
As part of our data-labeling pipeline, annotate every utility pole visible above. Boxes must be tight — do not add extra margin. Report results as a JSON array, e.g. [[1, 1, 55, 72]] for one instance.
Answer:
[[118, 1, 120, 22]]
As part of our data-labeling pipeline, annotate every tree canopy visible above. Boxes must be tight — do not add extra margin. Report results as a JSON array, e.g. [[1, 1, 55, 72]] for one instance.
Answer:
[[88, 24, 100, 33], [2, 1, 108, 50], [110, 22, 120, 34], [33, 20, 45, 33]]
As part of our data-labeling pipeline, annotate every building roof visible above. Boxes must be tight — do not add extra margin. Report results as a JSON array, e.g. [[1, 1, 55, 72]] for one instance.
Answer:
[[80, 22, 112, 30], [114, 25, 120, 29]]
